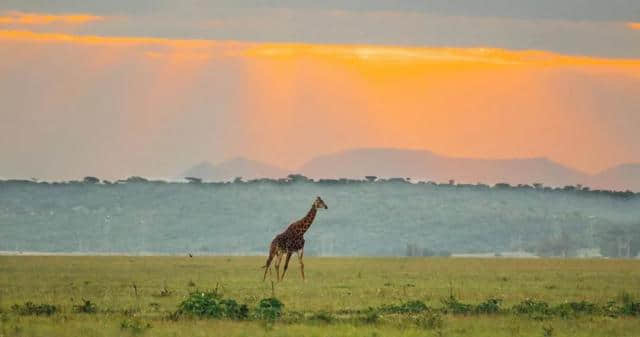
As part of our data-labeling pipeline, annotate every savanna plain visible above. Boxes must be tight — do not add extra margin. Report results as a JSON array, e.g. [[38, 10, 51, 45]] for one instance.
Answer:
[[1, 256, 639, 337]]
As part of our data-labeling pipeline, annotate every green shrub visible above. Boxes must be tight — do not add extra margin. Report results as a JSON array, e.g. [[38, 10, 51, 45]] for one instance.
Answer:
[[441, 295, 472, 315], [474, 298, 502, 314], [309, 311, 334, 323], [360, 308, 379, 324], [602, 300, 619, 317], [255, 297, 284, 321], [120, 318, 151, 334], [178, 290, 248, 319], [11, 302, 57, 316], [618, 292, 640, 316], [73, 299, 98, 313], [553, 301, 598, 318], [512, 299, 550, 320]]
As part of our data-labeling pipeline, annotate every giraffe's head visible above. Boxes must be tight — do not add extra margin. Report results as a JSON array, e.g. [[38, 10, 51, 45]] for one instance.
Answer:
[[313, 196, 328, 210]]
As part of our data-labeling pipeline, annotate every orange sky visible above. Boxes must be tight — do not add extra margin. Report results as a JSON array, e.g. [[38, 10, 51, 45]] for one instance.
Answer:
[[1, 29, 639, 179]]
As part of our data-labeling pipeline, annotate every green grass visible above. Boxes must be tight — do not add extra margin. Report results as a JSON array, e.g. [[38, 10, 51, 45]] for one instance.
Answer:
[[1, 256, 640, 336]]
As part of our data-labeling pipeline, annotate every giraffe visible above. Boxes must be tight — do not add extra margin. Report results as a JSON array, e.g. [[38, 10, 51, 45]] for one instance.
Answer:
[[262, 196, 328, 281]]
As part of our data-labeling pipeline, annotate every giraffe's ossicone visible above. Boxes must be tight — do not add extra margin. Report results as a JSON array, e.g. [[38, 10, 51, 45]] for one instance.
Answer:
[[262, 196, 328, 281]]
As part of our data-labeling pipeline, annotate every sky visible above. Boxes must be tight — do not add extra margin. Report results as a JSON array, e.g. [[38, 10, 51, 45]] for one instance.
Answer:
[[0, 0, 639, 180]]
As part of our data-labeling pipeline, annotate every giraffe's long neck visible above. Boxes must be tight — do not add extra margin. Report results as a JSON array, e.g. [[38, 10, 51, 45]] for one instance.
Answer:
[[297, 206, 317, 234]]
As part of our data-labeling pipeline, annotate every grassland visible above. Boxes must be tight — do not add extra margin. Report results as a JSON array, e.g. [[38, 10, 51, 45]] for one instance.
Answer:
[[1, 256, 639, 336]]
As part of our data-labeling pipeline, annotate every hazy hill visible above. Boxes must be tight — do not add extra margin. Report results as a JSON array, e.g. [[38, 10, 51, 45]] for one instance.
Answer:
[[181, 148, 638, 190], [182, 157, 289, 181], [590, 163, 640, 192], [299, 148, 588, 187]]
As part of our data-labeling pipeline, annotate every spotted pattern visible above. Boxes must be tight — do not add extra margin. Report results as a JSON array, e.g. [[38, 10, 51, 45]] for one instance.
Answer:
[[262, 197, 327, 280]]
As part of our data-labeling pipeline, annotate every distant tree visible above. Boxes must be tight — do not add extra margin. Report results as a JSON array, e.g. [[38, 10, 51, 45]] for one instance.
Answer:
[[125, 176, 148, 183], [185, 177, 202, 184], [598, 225, 640, 258], [365, 176, 377, 182], [233, 177, 244, 183], [287, 174, 310, 183], [318, 179, 339, 185], [421, 247, 435, 256], [448, 179, 455, 185], [83, 176, 99, 184], [536, 231, 576, 257], [406, 243, 419, 257], [494, 183, 511, 189], [533, 183, 543, 189]]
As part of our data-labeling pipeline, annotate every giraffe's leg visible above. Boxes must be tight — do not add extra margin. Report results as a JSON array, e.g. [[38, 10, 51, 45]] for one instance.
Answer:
[[274, 252, 283, 282], [263, 256, 274, 281], [262, 246, 276, 281], [281, 252, 293, 281], [298, 248, 305, 281]]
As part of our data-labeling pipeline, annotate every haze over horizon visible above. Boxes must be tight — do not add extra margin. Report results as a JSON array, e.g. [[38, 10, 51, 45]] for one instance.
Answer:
[[1, 0, 639, 180]]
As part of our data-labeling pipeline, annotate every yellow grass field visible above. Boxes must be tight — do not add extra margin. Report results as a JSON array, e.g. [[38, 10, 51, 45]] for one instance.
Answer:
[[1, 256, 639, 337]]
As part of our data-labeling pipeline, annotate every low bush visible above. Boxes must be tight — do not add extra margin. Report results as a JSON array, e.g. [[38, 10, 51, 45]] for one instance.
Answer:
[[177, 290, 248, 319], [618, 292, 640, 316], [73, 299, 98, 313], [11, 302, 57, 316], [441, 295, 472, 315], [255, 297, 284, 321], [474, 297, 502, 314], [308, 311, 334, 323], [512, 299, 550, 320], [553, 301, 598, 318], [120, 318, 152, 334], [360, 308, 380, 323]]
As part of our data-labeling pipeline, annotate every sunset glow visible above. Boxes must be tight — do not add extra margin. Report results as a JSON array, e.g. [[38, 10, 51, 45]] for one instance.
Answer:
[[628, 22, 640, 30], [2, 30, 640, 69], [0, 11, 102, 25], [1, 28, 639, 179]]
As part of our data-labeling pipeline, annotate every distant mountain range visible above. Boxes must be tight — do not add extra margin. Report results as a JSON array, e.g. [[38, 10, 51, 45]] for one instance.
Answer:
[[299, 148, 587, 187], [182, 148, 640, 191], [590, 163, 640, 192], [182, 157, 288, 181]]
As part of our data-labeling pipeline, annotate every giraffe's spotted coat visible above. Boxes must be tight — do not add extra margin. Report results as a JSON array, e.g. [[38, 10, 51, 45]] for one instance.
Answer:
[[263, 196, 328, 281]]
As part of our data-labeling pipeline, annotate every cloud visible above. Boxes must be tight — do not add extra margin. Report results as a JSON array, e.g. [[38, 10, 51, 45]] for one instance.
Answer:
[[1, 29, 639, 69], [0, 29, 213, 47], [0, 11, 103, 25]]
